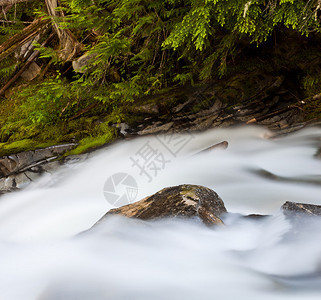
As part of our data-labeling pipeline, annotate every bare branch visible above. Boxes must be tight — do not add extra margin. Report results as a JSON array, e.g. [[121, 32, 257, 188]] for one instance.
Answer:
[[0, 0, 33, 6]]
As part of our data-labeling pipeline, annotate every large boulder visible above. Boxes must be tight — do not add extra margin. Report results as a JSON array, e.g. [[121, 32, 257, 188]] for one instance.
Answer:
[[97, 184, 227, 226]]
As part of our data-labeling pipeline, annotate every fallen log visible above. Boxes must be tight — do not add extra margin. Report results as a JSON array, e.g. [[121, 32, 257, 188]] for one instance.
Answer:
[[45, 0, 81, 61], [0, 17, 50, 63], [0, 4, 12, 18], [246, 105, 301, 124], [0, 33, 54, 96]]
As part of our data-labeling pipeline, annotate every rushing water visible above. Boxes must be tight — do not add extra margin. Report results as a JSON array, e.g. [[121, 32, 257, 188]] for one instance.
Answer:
[[0, 126, 321, 300]]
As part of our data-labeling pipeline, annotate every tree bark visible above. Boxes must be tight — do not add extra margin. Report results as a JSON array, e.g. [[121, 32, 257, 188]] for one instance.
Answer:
[[0, 33, 54, 97], [0, 17, 50, 62], [0, 4, 12, 18], [45, 0, 81, 61]]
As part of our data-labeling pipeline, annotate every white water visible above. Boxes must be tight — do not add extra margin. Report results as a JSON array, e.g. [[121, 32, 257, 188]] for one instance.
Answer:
[[0, 126, 321, 299]]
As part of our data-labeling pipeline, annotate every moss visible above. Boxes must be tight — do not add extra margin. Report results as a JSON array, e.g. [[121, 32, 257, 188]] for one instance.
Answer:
[[303, 97, 321, 121], [190, 96, 215, 114], [66, 128, 117, 155], [0, 139, 52, 157]]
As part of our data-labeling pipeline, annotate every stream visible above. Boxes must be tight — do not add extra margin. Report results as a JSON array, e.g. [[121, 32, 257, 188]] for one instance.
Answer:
[[0, 126, 321, 299]]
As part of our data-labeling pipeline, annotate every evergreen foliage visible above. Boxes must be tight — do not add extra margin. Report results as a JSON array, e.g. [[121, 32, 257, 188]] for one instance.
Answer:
[[1, 0, 321, 153]]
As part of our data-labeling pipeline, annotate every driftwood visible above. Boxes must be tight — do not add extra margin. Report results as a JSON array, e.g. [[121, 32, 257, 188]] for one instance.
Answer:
[[45, 0, 81, 61], [198, 141, 228, 154], [0, 0, 82, 94], [68, 102, 99, 121], [0, 4, 12, 18], [0, 1, 81, 64], [246, 106, 301, 124], [0, 33, 54, 96], [0, 17, 50, 63]]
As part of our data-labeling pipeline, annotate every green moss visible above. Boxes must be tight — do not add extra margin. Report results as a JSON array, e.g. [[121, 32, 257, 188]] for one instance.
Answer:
[[303, 96, 321, 121], [190, 96, 215, 114], [66, 129, 117, 155], [0, 139, 52, 157]]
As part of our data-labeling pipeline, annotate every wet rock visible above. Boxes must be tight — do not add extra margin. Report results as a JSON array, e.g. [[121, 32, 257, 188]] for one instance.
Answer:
[[0, 176, 16, 193], [244, 214, 269, 220], [97, 184, 227, 225], [41, 161, 62, 173], [112, 123, 130, 135], [0, 144, 78, 195], [281, 201, 321, 239], [197, 141, 228, 154], [63, 153, 89, 165], [0, 143, 76, 178], [24, 170, 42, 182], [14, 172, 31, 189], [282, 201, 321, 218], [137, 122, 174, 135]]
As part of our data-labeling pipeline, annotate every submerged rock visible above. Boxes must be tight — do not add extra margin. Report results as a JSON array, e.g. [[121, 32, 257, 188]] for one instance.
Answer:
[[197, 141, 228, 154], [97, 184, 227, 226], [282, 201, 321, 218]]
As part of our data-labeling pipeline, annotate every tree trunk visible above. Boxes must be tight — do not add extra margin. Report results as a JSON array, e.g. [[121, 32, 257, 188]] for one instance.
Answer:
[[45, 0, 81, 61], [0, 17, 50, 63], [0, 33, 54, 97], [0, 4, 12, 18]]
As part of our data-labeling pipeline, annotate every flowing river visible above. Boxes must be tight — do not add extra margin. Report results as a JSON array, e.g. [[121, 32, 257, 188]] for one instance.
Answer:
[[0, 126, 321, 299]]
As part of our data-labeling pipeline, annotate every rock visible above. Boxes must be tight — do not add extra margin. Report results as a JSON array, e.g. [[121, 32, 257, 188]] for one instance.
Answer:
[[20, 62, 41, 81], [171, 99, 194, 113], [112, 123, 130, 135], [0, 143, 76, 178], [63, 153, 89, 165], [41, 161, 62, 173], [97, 184, 227, 225], [188, 114, 219, 131], [14, 172, 31, 189], [0, 176, 16, 193], [282, 201, 321, 218], [281, 201, 321, 239], [72, 52, 97, 73], [0, 144, 78, 195], [130, 102, 159, 115], [24, 170, 42, 182], [197, 141, 228, 154], [137, 122, 174, 135]]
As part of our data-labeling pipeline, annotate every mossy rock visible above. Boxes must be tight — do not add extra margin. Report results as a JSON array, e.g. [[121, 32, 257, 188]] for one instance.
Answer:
[[0, 139, 52, 157], [97, 184, 227, 226]]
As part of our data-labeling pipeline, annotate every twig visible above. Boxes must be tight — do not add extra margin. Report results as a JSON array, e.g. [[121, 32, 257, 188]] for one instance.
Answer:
[[68, 102, 99, 121], [246, 105, 301, 124], [0, 19, 32, 23], [0, 33, 54, 97]]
